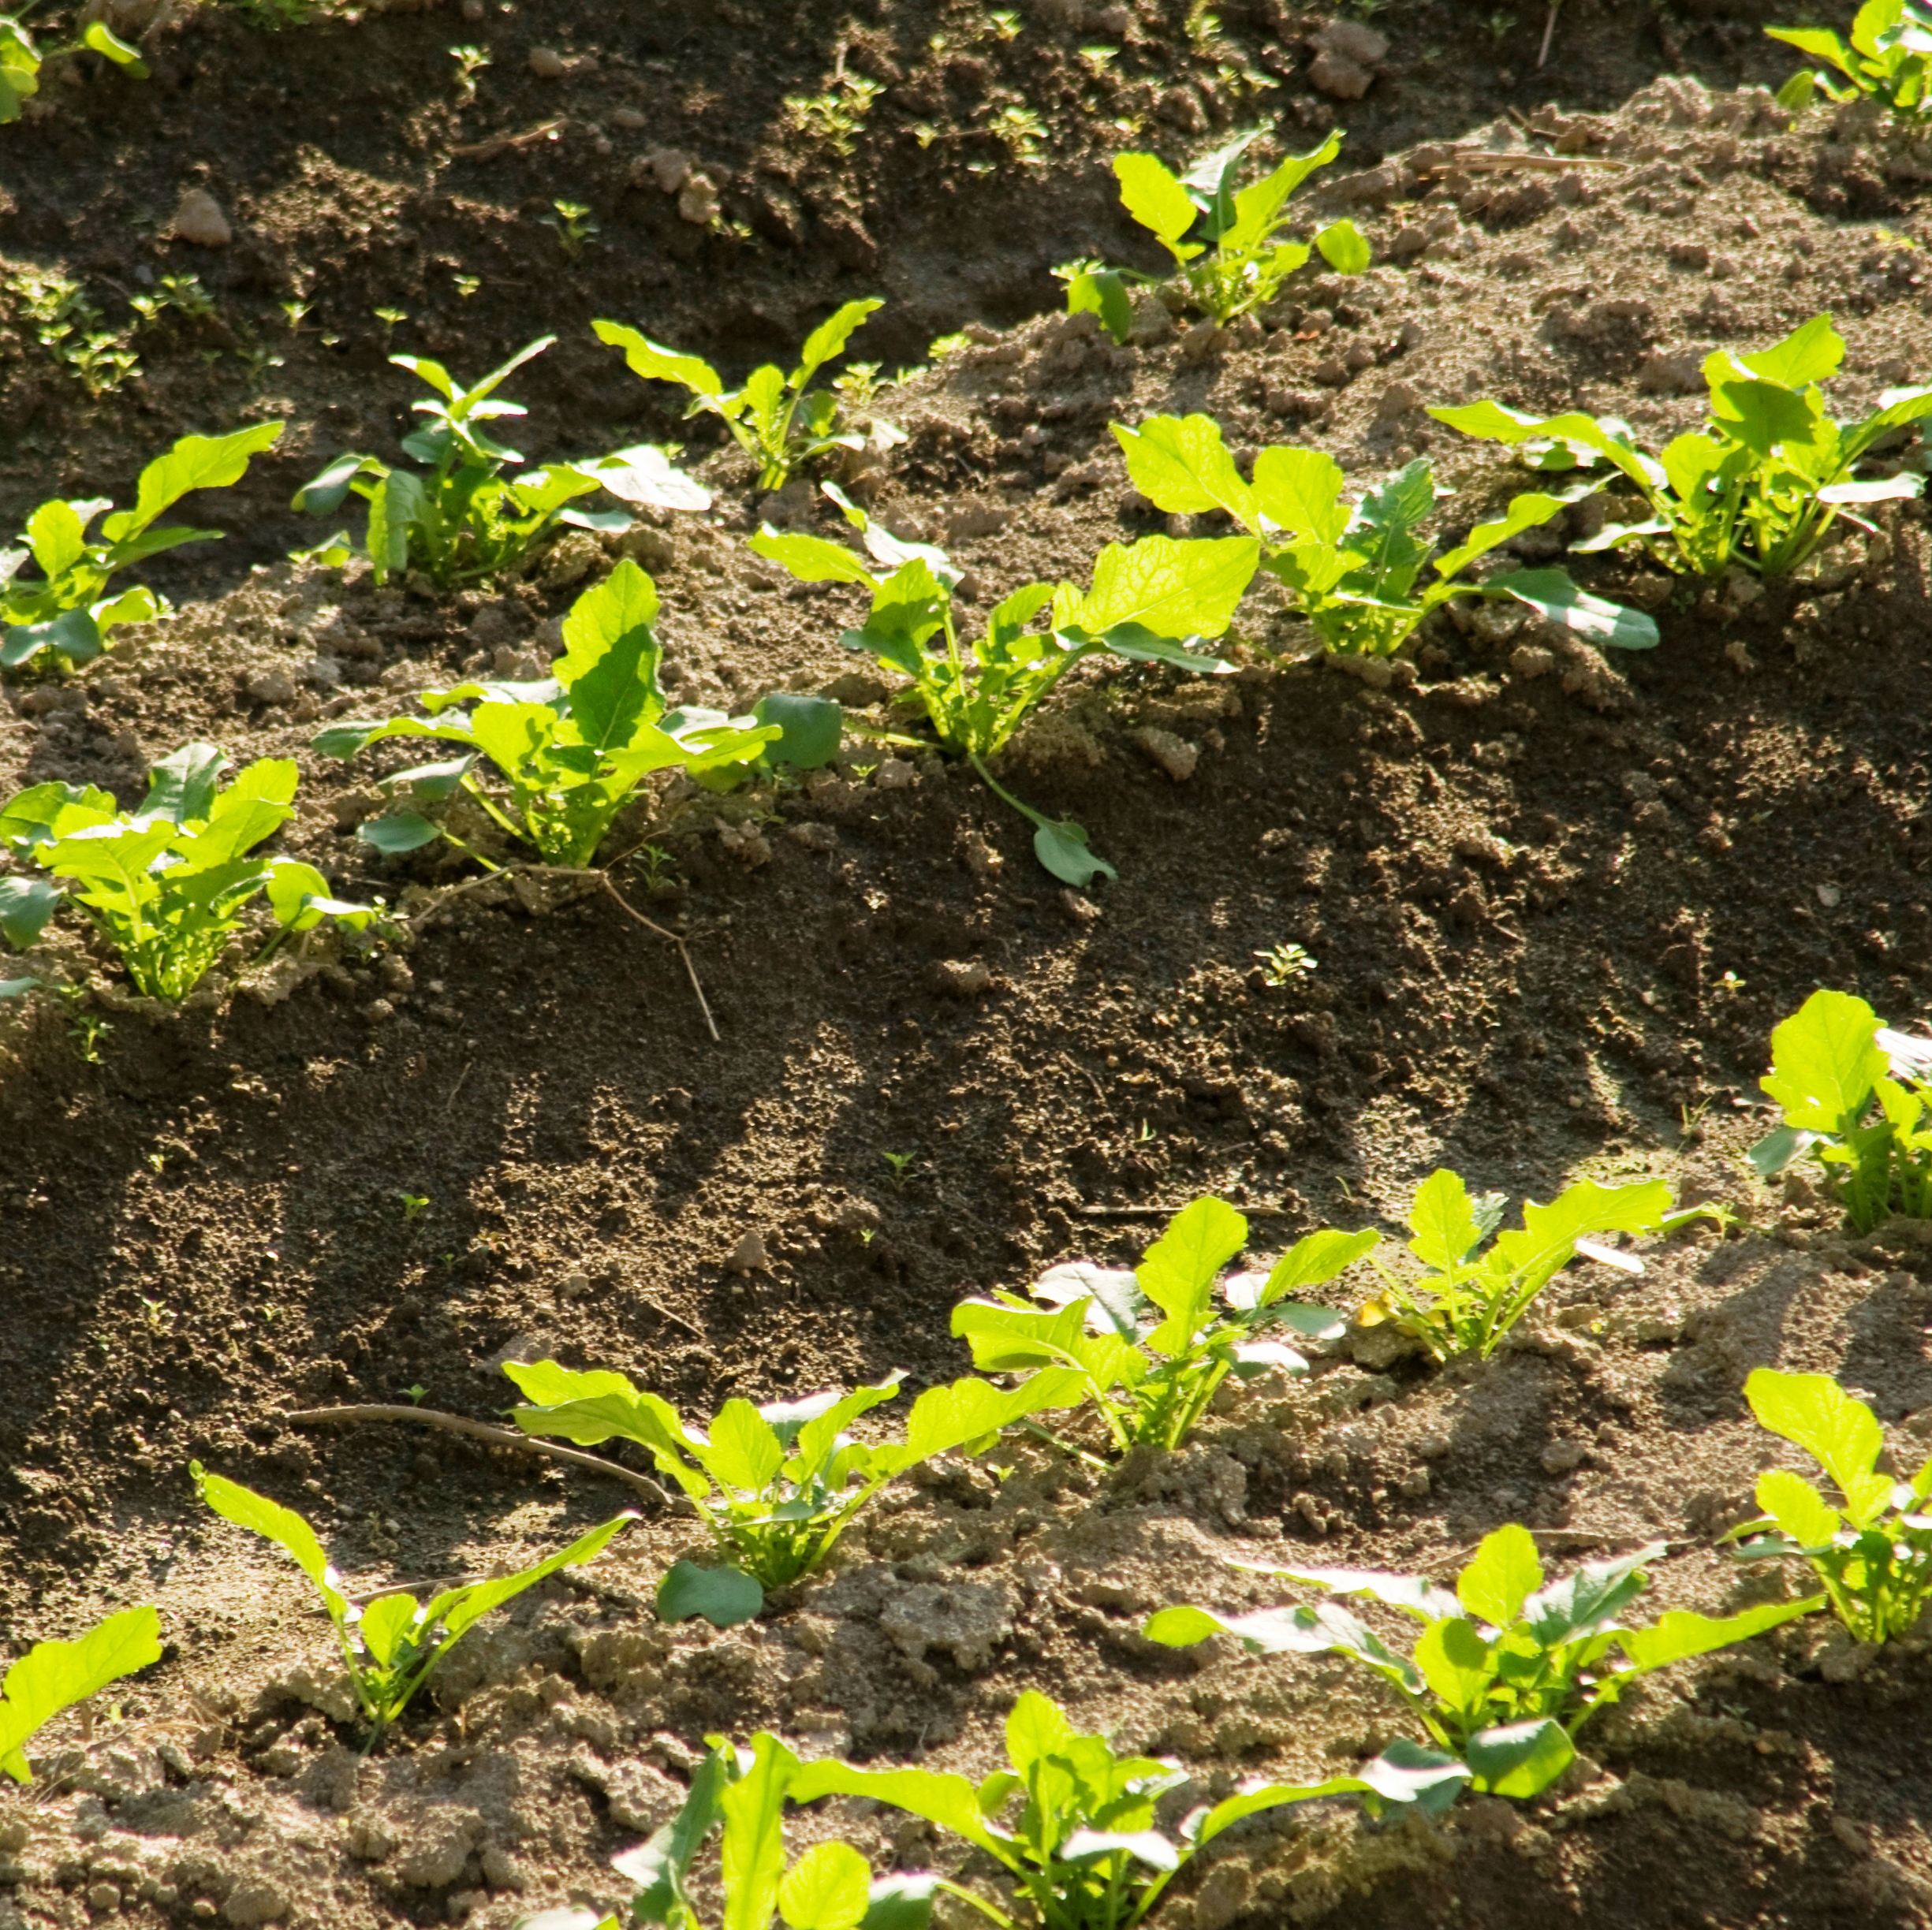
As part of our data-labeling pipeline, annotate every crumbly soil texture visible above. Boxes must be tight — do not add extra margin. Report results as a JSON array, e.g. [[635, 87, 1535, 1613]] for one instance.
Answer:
[[10, 2, 1932, 1928]]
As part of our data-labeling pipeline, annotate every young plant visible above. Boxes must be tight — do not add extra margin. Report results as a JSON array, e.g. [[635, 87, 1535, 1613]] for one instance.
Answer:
[[1, 10, 146, 124], [1, 1607, 162, 1784], [1355, 1168, 1677, 1362], [1147, 1526, 1819, 1799], [1728, 1369, 1932, 1645], [2, 423, 283, 669], [1431, 315, 1932, 579], [9, 268, 140, 397], [191, 1465, 635, 1738], [1075, 129, 1366, 336], [293, 337, 707, 587], [1770, 1, 1932, 117], [516, 1732, 938, 1930], [543, 199, 599, 259], [1113, 412, 1658, 658], [314, 561, 778, 868], [504, 1360, 1083, 1600], [594, 300, 883, 491], [1747, 987, 1932, 1234], [0, 743, 378, 1002], [750, 482, 1245, 884], [953, 1196, 1371, 1455], [787, 1689, 1466, 1930]]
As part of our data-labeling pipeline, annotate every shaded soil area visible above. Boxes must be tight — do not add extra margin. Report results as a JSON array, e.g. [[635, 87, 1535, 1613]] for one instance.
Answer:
[[14, 2, 1932, 1928]]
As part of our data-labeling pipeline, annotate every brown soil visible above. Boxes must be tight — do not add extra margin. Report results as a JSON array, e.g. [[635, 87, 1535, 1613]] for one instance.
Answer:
[[10, 2, 1932, 1928]]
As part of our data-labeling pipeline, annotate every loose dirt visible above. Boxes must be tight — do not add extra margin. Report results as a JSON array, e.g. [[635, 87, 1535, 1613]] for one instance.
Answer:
[[9, 3, 1932, 1928]]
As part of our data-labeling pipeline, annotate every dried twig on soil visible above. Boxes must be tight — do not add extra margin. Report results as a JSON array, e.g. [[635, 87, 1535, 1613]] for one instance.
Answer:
[[449, 119, 565, 162], [1423, 151, 1624, 177], [599, 875, 721, 1043], [1076, 1202, 1296, 1219], [285, 1403, 673, 1510]]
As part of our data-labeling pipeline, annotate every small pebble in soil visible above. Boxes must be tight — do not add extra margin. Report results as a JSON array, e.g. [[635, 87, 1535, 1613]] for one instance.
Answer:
[[172, 188, 231, 248], [528, 46, 567, 78], [725, 1231, 769, 1273]]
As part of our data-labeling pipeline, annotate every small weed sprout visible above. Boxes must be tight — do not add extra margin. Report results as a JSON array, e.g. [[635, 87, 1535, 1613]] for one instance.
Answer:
[[279, 299, 311, 333], [988, 7, 1022, 37], [9, 270, 140, 395], [316, 562, 778, 868], [1729, 1368, 1932, 1643], [789, 1690, 1461, 1930], [1748, 987, 1932, 1232], [1355, 1168, 1683, 1361], [371, 305, 407, 343], [192, 1466, 634, 1738], [1148, 1526, 1819, 1799], [543, 199, 598, 259], [595, 300, 883, 491], [453, 273, 481, 300], [1114, 412, 1658, 658], [448, 40, 490, 99], [1255, 941, 1316, 984], [784, 73, 882, 156], [294, 337, 707, 587], [880, 1149, 916, 1191], [1484, 10, 1517, 41], [130, 274, 214, 328], [0, 1608, 162, 1784], [953, 1195, 1369, 1455], [987, 102, 1049, 163], [1433, 315, 1932, 579], [397, 1190, 430, 1222], [0, 743, 379, 1002], [505, 1360, 1081, 1604], [1770, 1, 1932, 117]]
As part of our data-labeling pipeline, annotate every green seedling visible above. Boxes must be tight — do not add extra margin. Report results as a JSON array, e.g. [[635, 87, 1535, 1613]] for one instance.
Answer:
[[1255, 941, 1316, 984], [789, 1689, 1465, 1930], [315, 561, 778, 868], [595, 300, 883, 492], [397, 1190, 430, 1221], [453, 274, 481, 300], [1728, 1368, 1932, 1644], [1147, 1526, 1819, 1800], [1, 1607, 162, 1784], [1770, 0, 1932, 117], [1113, 412, 1658, 658], [0, 743, 379, 1002], [293, 337, 708, 588], [1071, 129, 1366, 337], [543, 199, 599, 259], [1748, 987, 1932, 1234], [751, 481, 1244, 884], [449, 40, 490, 99], [1355, 1168, 1679, 1362], [515, 1732, 938, 1930], [372, 305, 408, 344], [0, 10, 146, 124], [505, 1358, 1082, 1600], [989, 8, 1022, 37], [280, 299, 311, 333], [9, 269, 140, 396], [2, 423, 283, 669], [192, 1465, 635, 1738], [783, 73, 883, 156], [881, 1149, 916, 1190], [953, 1195, 1369, 1455], [1431, 315, 1932, 579], [989, 102, 1049, 164], [129, 274, 214, 328]]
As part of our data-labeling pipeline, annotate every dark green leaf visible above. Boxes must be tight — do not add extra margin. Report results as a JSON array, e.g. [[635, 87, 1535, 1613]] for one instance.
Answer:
[[1464, 1719, 1574, 1799], [754, 691, 844, 769], [0, 877, 62, 949], [358, 813, 441, 854], [1034, 818, 1117, 888], [655, 1560, 763, 1629]]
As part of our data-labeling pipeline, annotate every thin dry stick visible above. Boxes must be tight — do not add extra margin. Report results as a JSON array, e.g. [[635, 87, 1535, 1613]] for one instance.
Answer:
[[449, 118, 565, 161], [1537, 0, 1559, 69], [599, 875, 721, 1043], [1076, 1202, 1296, 1220], [285, 1403, 671, 1510]]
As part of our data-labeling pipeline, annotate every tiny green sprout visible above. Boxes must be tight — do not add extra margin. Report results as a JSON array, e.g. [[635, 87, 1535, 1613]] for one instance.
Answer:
[[638, 841, 679, 892], [1255, 941, 1317, 985], [910, 120, 940, 147], [406, 1384, 427, 1405], [1484, 9, 1517, 40], [372, 306, 408, 343], [1079, 42, 1119, 72], [145, 1151, 166, 1173], [880, 1149, 916, 1191], [54, 985, 110, 1062], [448, 40, 490, 99], [140, 1296, 170, 1332], [1137, 1120, 1156, 1142], [397, 1190, 430, 1222], [1719, 970, 1747, 994], [784, 73, 882, 156], [857, 1225, 875, 1246], [453, 273, 481, 299], [988, 102, 1049, 163], [543, 199, 599, 260], [988, 7, 1021, 37], [278, 300, 312, 333]]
